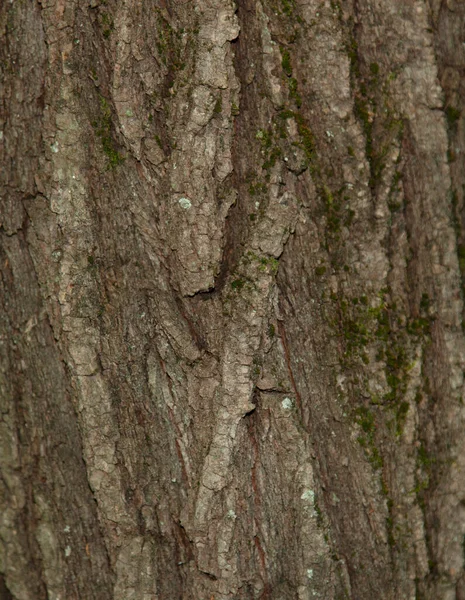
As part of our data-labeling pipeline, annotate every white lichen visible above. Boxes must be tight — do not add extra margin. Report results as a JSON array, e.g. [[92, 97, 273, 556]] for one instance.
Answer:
[[281, 397, 293, 410], [227, 509, 237, 520], [64, 545, 72, 557], [51, 141, 59, 153], [301, 489, 315, 503], [307, 568, 314, 580], [178, 197, 192, 210]]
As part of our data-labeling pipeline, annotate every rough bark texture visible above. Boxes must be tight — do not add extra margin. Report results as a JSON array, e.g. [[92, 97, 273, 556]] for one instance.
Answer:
[[1, 0, 465, 598]]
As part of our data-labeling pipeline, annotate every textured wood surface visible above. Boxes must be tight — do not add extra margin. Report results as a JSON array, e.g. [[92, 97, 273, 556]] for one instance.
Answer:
[[1, 0, 465, 598]]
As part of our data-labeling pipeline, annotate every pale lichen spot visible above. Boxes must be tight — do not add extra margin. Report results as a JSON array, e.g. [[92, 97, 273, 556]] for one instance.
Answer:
[[281, 397, 293, 410], [227, 509, 237, 520], [301, 489, 315, 503], [51, 141, 59, 153], [307, 568, 314, 580], [64, 545, 72, 557], [178, 197, 192, 210]]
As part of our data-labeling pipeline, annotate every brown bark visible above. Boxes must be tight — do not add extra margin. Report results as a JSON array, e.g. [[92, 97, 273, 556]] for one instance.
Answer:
[[1, 0, 465, 598]]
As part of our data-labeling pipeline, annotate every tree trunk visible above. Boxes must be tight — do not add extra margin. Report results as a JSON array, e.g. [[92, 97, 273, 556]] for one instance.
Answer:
[[1, 0, 465, 598]]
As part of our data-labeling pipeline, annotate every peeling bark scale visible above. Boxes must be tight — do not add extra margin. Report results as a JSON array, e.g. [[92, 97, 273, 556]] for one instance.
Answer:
[[1, 0, 465, 598]]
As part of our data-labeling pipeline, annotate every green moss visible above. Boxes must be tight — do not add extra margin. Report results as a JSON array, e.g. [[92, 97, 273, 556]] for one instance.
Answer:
[[347, 145, 355, 157], [214, 97, 222, 114], [231, 279, 245, 290], [388, 169, 403, 210], [256, 128, 273, 149], [315, 265, 327, 277], [323, 187, 343, 233], [370, 155, 386, 188], [357, 435, 367, 448], [354, 95, 373, 160], [388, 200, 402, 213], [370, 447, 383, 469], [153, 8, 183, 69], [269, 324, 276, 337], [344, 209, 355, 227], [384, 345, 409, 403], [231, 102, 240, 116], [248, 181, 267, 196], [380, 478, 390, 498], [407, 317, 431, 336], [396, 401, 409, 436], [386, 513, 395, 547], [100, 12, 114, 39], [376, 308, 390, 341], [288, 77, 302, 108], [280, 0, 294, 15], [355, 407, 383, 468], [417, 443, 435, 472], [94, 96, 125, 168], [355, 407, 375, 434], [351, 50, 405, 191], [445, 106, 461, 131], [392, 171, 402, 185], [262, 146, 282, 170], [259, 256, 279, 273], [296, 121, 316, 162], [276, 104, 349, 238], [420, 292, 430, 312], [458, 244, 465, 271], [280, 47, 293, 77], [344, 319, 369, 348], [279, 109, 296, 121], [346, 28, 360, 79]]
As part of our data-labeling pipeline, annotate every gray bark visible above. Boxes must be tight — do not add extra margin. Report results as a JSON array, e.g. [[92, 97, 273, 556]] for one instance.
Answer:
[[1, 0, 465, 598]]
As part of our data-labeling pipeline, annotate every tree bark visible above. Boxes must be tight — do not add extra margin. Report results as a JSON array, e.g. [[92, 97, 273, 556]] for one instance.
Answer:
[[1, 0, 465, 598]]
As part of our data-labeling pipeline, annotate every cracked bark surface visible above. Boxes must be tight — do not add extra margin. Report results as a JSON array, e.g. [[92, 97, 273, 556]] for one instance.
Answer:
[[1, 0, 465, 598]]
